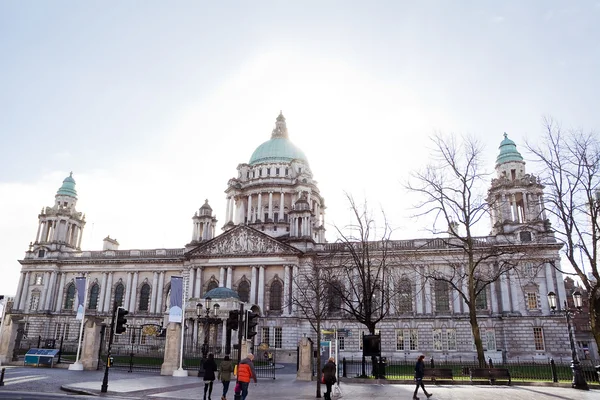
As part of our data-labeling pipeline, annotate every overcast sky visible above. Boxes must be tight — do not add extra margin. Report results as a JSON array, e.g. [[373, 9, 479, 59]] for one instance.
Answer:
[[1, 1, 599, 296]]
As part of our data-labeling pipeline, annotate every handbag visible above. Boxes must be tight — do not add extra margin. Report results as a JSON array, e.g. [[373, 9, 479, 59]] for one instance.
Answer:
[[234, 381, 241, 394], [321, 375, 326, 384]]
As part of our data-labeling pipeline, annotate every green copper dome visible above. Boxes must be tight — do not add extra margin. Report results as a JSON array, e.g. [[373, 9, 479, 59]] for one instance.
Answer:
[[56, 172, 77, 198], [249, 137, 309, 165], [249, 112, 309, 166], [203, 287, 240, 300], [496, 133, 523, 166]]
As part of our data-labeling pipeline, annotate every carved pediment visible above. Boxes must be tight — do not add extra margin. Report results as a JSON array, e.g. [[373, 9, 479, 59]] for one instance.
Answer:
[[187, 225, 303, 257]]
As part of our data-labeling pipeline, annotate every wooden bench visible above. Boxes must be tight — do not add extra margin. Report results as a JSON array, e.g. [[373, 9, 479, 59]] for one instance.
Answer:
[[469, 368, 511, 385], [423, 368, 453, 382]]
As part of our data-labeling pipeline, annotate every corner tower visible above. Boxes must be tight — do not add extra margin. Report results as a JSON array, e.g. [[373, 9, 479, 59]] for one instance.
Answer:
[[223, 112, 326, 245], [30, 173, 86, 256], [487, 134, 550, 241]]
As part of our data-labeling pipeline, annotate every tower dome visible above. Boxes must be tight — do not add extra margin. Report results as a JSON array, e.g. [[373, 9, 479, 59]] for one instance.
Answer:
[[249, 112, 309, 165], [56, 172, 77, 198], [496, 133, 524, 167]]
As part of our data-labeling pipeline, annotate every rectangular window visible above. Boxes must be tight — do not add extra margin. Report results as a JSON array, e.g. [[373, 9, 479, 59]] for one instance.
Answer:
[[433, 329, 442, 351], [526, 293, 539, 310], [54, 323, 62, 340], [339, 336, 345, 350], [409, 329, 418, 351], [262, 327, 270, 346], [533, 327, 545, 351], [285, 168, 288, 176], [276, 168, 280, 175], [435, 281, 450, 312], [396, 329, 405, 351], [267, 168, 271, 176], [274, 327, 282, 349], [447, 329, 457, 351]]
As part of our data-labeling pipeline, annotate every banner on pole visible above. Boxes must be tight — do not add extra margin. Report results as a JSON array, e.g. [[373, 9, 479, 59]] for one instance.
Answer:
[[75, 277, 86, 320], [169, 276, 183, 323]]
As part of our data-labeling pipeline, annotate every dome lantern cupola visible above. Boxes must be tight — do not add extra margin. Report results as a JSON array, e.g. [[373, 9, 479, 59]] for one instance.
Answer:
[[56, 172, 78, 198], [496, 132, 524, 167]]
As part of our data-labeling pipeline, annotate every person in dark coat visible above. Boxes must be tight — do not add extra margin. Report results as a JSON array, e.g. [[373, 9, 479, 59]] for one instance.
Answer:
[[413, 355, 432, 399], [203, 353, 218, 400], [321, 356, 337, 400]]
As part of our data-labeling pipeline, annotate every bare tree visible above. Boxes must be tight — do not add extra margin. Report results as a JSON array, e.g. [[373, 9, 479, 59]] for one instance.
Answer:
[[325, 194, 396, 376], [291, 256, 331, 398], [526, 117, 600, 358], [405, 133, 521, 367]]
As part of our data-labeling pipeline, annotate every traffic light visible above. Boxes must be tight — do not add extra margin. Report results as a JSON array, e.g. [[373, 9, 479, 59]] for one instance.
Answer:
[[227, 310, 239, 331], [115, 307, 128, 335], [245, 310, 259, 340]]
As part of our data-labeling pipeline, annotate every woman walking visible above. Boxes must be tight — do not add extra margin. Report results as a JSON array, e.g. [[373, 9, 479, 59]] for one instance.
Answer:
[[203, 353, 218, 400], [322, 356, 337, 400], [218, 355, 234, 400], [413, 355, 432, 400]]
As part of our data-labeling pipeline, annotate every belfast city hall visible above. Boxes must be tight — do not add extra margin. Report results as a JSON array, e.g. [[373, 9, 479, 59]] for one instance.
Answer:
[[0, 113, 577, 371]]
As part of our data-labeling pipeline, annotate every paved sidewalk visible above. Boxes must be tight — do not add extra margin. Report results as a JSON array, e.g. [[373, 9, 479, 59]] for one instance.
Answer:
[[62, 373, 600, 400]]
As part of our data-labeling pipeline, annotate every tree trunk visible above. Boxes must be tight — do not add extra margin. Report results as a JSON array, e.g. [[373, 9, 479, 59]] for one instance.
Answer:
[[469, 307, 486, 368]]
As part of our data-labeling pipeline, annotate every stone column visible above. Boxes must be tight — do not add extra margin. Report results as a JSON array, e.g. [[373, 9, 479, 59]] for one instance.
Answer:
[[509, 272, 521, 313], [98, 272, 107, 313], [124, 272, 133, 312], [129, 272, 139, 312], [13, 272, 25, 310], [250, 266, 257, 304], [490, 280, 498, 314], [511, 194, 518, 222], [284, 265, 290, 315], [499, 273, 511, 313], [279, 192, 285, 222], [80, 316, 104, 370], [150, 272, 159, 313], [19, 272, 31, 312], [522, 192, 529, 222], [292, 265, 298, 313], [226, 197, 232, 222], [219, 267, 225, 287], [56, 273, 66, 312], [160, 322, 183, 376], [194, 267, 202, 298], [226, 266, 233, 289], [545, 262, 555, 299], [258, 266, 265, 312], [424, 271, 432, 314], [156, 272, 165, 314], [247, 195, 252, 223], [35, 221, 42, 243], [40, 272, 50, 311], [76, 226, 83, 249], [45, 271, 57, 310], [103, 272, 113, 312], [268, 192, 273, 221], [415, 272, 423, 314], [555, 266, 568, 311], [257, 193, 262, 222], [296, 336, 313, 381]]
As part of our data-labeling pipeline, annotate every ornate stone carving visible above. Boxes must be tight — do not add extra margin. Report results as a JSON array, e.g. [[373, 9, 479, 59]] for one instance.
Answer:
[[190, 226, 301, 256]]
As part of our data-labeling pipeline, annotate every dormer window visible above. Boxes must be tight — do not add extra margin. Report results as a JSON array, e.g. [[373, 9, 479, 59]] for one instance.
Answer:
[[276, 168, 280, 175], [247, 171, 250, 179], [285, 168, 289, 176], [38, 250, 46, 258], [267, 168, 271, 176], [511, 169, 516, 180]]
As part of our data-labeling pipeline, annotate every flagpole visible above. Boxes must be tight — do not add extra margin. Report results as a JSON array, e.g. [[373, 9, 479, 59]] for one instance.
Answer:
[[69, 277, 87, 371], [173, 275, 188, 377]]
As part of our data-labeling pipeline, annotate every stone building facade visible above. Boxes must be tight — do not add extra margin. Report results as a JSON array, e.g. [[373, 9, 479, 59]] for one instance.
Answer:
[[0, 114, 572, 366]]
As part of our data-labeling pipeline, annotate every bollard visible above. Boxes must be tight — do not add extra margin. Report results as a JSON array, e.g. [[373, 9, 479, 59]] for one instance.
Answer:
[[0, 367, 5, 386], [342, 357, 347, 378], [550, 358, 558, 383]]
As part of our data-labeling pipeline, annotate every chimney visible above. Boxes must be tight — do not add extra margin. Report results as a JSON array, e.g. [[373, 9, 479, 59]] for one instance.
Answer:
[[103, 235, 119, 251]]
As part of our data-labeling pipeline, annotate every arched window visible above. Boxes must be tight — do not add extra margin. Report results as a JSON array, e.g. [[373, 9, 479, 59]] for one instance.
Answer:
[[398, 277, 413, 313], [139, 284, 151, 311], [207, 280, 218, 293], [327, 281, 343, 313], [238, 281, 250, 303], [434, 280, 450, 312], [269, 280, 283, 311], [64, 283, 76, 310], [114, 283, 125, 307], [88, 284, 100, 310], [475, 282, 488, 310]]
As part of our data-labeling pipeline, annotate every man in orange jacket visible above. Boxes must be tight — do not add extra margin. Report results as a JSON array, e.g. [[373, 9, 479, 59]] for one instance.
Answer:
[[236, 353, 257, 400]]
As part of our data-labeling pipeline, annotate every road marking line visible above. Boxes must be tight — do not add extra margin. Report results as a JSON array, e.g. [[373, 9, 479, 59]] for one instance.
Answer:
[[3, 375, 47, 385]]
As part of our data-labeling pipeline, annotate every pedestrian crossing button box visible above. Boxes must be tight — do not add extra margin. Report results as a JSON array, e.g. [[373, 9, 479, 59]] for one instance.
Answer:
[[24, 348, 60, 368]]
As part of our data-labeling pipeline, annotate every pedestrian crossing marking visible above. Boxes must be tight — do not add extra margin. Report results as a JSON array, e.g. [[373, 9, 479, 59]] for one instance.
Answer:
[[3, 375, 48, 385]]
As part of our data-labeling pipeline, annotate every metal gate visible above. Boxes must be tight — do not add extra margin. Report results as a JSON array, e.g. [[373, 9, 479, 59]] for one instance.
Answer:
[[254, 347, 276, 379], [12, 319, 81, 365], [101, 325, 166, 372]]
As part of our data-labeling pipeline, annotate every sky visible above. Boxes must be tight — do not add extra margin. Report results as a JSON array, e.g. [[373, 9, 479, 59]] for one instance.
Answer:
[[1, 1, 599, 296]]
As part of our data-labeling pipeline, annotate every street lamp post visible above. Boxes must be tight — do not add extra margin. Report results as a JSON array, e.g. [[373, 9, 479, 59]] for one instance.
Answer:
[[196, 297, 221, 377], [547, 290, 589, 390]]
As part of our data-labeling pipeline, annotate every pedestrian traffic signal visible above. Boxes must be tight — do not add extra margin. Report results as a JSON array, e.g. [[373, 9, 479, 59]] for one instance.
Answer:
[[245, 310, 259, 340], [115, 307, 128, 335], [227, 310, 239, 331]]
